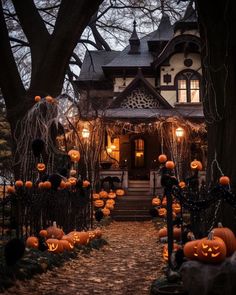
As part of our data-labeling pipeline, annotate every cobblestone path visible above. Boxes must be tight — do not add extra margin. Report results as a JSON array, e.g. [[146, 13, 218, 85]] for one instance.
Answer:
[[4, 221, 164, 295]]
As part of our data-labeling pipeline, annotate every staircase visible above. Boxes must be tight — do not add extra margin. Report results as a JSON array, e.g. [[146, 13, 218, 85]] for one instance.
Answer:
[[112, 180, 161, 221]]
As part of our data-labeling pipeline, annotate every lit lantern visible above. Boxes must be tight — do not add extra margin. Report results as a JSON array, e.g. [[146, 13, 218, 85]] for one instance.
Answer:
[[46, 238, 64, 253], [190, 160, 202, 171], [175, 127, 184, 138], [82, 128, 90, 138], [68, 149, 80, 163], [37, 163, 46, 172], [163, 243, 180, 261]]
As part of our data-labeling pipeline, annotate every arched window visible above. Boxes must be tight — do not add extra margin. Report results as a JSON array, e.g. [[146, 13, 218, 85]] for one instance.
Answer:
[[175, 71, 201, 103]]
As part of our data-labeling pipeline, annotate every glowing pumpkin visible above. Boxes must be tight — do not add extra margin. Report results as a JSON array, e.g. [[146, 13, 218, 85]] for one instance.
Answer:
[[59, 239, 73, 251], [105, 203, 114, 210], [116, 189, 125, 196], [158, 208, 167, 217], [99, 190, 108, 198], [219, 176, 230, 186], [46, 238, 64, 253], [25, 181, 33, 188], [39, 229, 48, 238], [102, 207, 110, 216], [190, 160, 203, 171], [34, 95, 41, 102], [183, 240, 200, 260], [67, 231, 81, 245], [108, 190, 116, 199], [94, 199, 104, 208], [37, 163, 46, 172], [213, 223, 236, 256], [197, 231, 226, 263], [68, 149, 80, 163], [163, 243, 180, 261], [83, 180, 90, 187], [178, 181, 186, 189], [172, 203, 181, 214], [15, 180, 24, 187], [68, 177, 77, 186], [165, 161, 175, 170], [93, 193, 100, 200], [106, 199, 115, 206], [158, 154, 167, 163], [7, 186, 15, 194], [26, 236, 39, 249], [152, 197, 161, 206]]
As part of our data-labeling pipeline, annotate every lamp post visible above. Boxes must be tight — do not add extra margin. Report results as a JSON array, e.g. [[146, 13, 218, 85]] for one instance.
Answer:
[[175, 127, 184, 180], [82, 128, 90, 179]]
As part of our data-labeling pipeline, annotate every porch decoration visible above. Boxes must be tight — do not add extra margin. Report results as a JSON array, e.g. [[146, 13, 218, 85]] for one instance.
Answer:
[[219, 176, 230, 186], [158, 154, 167, 163], [152, 197, 161, 206], [15, 180, 24, 187], [26, 237, 39, 249], [25, 181, 33, 188], [183, 239, 200, 260], [213, 223, 236, 256], [190, 160, 203, 171], [116, 189, 125, 196]]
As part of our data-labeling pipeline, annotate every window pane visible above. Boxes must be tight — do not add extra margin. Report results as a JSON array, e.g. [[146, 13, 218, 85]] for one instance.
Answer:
[[191, 89, 200, 102], [178, 89, 187, 102], [190, 80, 199, 89], [134, 139, 144, 168], [178, 80, 186, 89]]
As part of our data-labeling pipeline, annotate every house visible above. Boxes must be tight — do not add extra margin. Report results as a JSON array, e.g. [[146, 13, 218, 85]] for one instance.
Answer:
[[75, 3, 206, 197]]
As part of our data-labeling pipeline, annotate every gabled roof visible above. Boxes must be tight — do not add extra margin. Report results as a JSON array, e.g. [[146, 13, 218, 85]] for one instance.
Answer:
[[149, 13, 173, 42], [110, 69, 172, 109], [78, 50, 119, 81], [174, 2, 198, 32]]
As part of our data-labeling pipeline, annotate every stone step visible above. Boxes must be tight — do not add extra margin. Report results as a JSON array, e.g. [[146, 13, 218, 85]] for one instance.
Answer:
[[112, 209, 151, 215], [128, 181, 150, 188], [112, 215, 152, 221], [126, 191, 153, 196], [127, 187, 151, 192]]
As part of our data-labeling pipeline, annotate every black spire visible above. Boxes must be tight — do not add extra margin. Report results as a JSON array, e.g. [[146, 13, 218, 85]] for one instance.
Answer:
[[128, 20, 140, 54], [174, 1, 197, 33]]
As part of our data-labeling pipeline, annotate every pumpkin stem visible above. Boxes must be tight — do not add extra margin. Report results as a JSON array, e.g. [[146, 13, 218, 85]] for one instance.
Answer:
[[208, 231, 214, 240], [218, 222, 223, 228]]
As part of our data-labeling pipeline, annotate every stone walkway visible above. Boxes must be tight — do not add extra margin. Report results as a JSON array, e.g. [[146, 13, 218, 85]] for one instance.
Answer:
[[4, 221, 164, 295]]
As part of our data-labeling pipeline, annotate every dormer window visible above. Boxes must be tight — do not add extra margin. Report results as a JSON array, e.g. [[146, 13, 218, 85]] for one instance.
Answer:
[[176, 71, 201, 103]]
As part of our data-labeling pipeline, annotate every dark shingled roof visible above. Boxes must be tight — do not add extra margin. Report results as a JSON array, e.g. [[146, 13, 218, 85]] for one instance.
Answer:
[[149, 13, 173, 41], [78, 50, 119, 81]]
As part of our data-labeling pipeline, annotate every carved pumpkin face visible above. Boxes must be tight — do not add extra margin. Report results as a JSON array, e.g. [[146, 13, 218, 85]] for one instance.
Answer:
[[25, 181, 33, 188], [68, 177, 77, 186], [163, 243, 180, 261], [178, 181, 186, 189], [99, 190, 108, 198], [68, 149, 80, 162], [108, 190, 116, 199], [94, 199, 104, 208], [197, 233, 226, 263], [158, 208, 167, 217], [116, 189, 125, 196], [37, 163, 46, 172], [158, 154, 167, 163], [26, 236, 39, 249], [68, 231, 81, 244], [93, 193, 100, 200], [46, 238, 64, 253], [183, 240, 199, 260], [60, 239, 74, 251], [190, 160, 203, 171], [68, 231, 89, 245], [152, 197, 161, 206]]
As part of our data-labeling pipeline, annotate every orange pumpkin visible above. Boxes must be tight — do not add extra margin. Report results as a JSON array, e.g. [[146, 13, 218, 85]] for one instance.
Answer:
[[184, 240, 200, 260], [68, 231, 89, 246], [105, 203, 114, 210], [162, 197, 167, 206], [46, 225, 64, 240], [172, 203, 181, 214], [37, 163, 46, 172], [26, 236, 39, 249], [68, 149, 80, 163], [152, 197, 161, 206], [25, 181, 33, 188], [34, 95, 41, 102], [7, 186, 15, 194], [108, 190, 116, 199], [69, 169, 77, 176], [197, 231, 226, 263], [158, 227, 168, 239], [219, 176, 230, 186], [158, 208, 167, 217], [158, 154, 167, 163], [39, 229, 48, 238], [99, 190, 108, 198], [163, 243, 180, 261], [65, 181, 72, 189], [106, 199, 115, 206], [165, 161, 175, 170], [46, 238, 64, 253], [93, 193, 100, 200], [59, 180, 66, 189], [67, 231, 81, 245], [38, 182, 44, 189], [213, 223, 236, 256], [43, 181, 52, 189], [15, 180, 24, 187], [83, 180, 90, 187], [116, 189, 125, 196], [178, 181, 186, 189], [94, 199, 104, 208], [68, 177, 77, 186], [59, 239, 73, 251], [45, 95, 53, 103], [94, 229, 102, 239], [158, 227, 181, 241], [190, 160, 203, 171], [102, 207, 110, 216]]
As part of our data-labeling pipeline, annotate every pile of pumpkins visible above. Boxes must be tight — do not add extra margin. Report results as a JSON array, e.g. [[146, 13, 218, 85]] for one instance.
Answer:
[[93, 189, 125, 217], [152, 195, 181, 219], [183, 223, 236, 264], [26, 223, 102, 254]]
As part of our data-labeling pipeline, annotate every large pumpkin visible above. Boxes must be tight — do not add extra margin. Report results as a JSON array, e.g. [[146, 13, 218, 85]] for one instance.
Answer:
[[68, 177, 77, 186], [183, 240, 200, 260], [46, 238, 64, 253], [46, 225, 64, 240], [197, 231, 226, 263], [26, 236, 39, 249], [213, 223, 236, 256], [68, 231, 90, 245], [178, 181, 186, 189], [94, 199, 104, 208]]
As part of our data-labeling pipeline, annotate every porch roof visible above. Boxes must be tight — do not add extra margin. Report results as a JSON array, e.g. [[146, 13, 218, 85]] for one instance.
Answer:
[[100, 107, 204, 120]]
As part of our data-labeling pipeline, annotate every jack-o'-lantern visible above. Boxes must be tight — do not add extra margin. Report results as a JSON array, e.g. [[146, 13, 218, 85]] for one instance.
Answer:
[[94, 229, 102, 239], [106, 199, 115, 206], [108, 190, 116, 199], [158, 208, 167, 217], [25, 181, 33, 188], [34, 95, 41, 102], [46, 225, 64, 240], [83, 180, 90, 187], [102, 207, 110, 216], [65, 181, 72, 189], [178, 181, 186, 189], [7, 186, 15, 194], [172, 203, 181, 214], [213, 223, 236, 256], [68, 231, 89, 245], [38, 182, 44, 189], [39, 229, 48, 238], [15, 180, 24, 187], [94, 199, 104, 208], [162, 197, 167, 206], [158, 154, 167, 163], [197, 231, 226, 263], [26, 236, 39, 249], [163, 243, 180, 261], [190, 160, 203, 171], [68, 149, 80, 163], [184, 240, 200, 260], [59, 180, 66, 189], [152, 197, 161, 206], [59, 239, 73, 251], [105, 203, 114, 210], [88, 231, 96, 241], [67, 231, 81, 244], [46, 238, 64, 253], [116, 189, 125, 196], [61, 235, 74, 250], [69, 169, 77, 176], [219, 176, 230, 186], [43, 181, 52, 189], [37, 163, 46, 172], [99, 190, 108, 198], [93, 193, 100, 200], [68, 177, 77, 186], [165, 161, 175, 170]]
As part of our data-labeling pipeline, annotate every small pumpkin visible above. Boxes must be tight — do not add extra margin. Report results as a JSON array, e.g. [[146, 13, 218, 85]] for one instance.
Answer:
[[219, 176, 230, 186], [25, 181, 33, 188], [197, 231, 226, 263], [59, 180, 66, 189], [83, 180, 90, 187], [190, 159, 203, 171], [46, 238, 64, 253], [43, 181, 52, 189], [15, 180, 24, 187], [102, 207, 110, 216], [99, 190, 108, 199], [158, 154, 167, 163], [59, 240, 73, 251], [26, 236, 39, 249], [34, 95, 41, 102], [94, 199, 104, 208], [65, 181, 72, 189], [45, 95, 54, 103], [93, 193, 100, 200], [69, 169, 77, 176], [165, 161, 175, 170], [158, 208, 167, 217], [37, 163, 46, 172], [178, 181, 186, 189], [94, 229, 102, 239], [7, 186, 15, 194], [158, 227, 167, 239], [105, 203, 114, 210], [108, 190, 116, 199], [163, 243, 180, 261], [152, 197, 161, 206], [183, 239, 200, 260], [68, 177, 77, 186], [106, 199, 115, 206], [116, 189, 125, 196], [68, 149, 80, 163], [38, 182, 44, 189], [172, 203, 181, 214], [213, 223, 236, 256], [39, 229, 48, 238]]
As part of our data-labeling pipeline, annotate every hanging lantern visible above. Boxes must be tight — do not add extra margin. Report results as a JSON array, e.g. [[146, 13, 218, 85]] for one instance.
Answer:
[[82, 128, 90, 138], [175, 127, 184, 138], [37, 163, 46, 172], [68, 149, 80, 163]]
